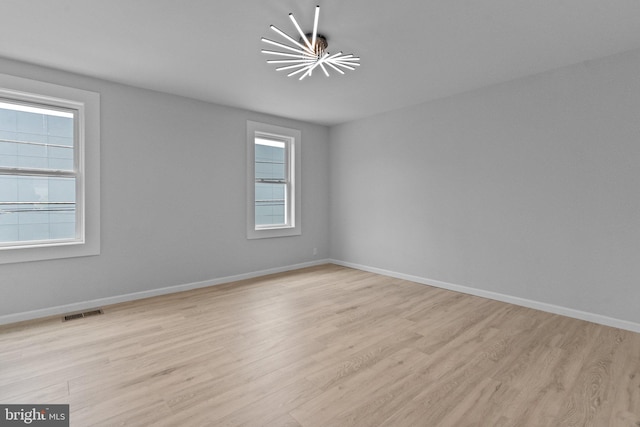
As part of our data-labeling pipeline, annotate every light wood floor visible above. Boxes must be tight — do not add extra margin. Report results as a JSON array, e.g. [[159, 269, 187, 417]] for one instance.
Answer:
[[1, 264, 639, 426]]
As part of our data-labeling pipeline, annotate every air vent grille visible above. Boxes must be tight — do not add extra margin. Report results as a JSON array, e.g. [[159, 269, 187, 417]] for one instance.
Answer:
[[63, 309, 103, 322]]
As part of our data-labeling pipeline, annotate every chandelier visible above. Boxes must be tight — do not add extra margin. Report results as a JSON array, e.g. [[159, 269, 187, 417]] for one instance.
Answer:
[[261, 5, 361, 80]]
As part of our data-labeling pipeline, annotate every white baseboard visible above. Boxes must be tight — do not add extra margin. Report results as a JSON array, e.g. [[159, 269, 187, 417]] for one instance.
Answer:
[[0, 259, 330, 326], [330, 259, 640, 334]]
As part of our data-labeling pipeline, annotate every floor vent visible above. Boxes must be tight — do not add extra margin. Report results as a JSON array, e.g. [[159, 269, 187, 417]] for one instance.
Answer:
[[63, 309, 104, 322]]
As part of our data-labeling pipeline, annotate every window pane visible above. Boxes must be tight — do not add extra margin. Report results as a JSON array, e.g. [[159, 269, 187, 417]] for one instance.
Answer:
[[0, 101, 74, 170], [255, 182, 285, 226], [0, 175, 76, 243], [255, 137, 287, 227], [255, 139, 285, 181]]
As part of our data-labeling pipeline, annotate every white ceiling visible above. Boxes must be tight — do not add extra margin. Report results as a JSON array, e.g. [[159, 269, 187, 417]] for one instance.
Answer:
[[2, 0, 640, 126]]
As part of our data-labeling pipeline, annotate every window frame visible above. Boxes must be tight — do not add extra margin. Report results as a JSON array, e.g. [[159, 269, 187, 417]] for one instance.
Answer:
[[246, 121, 301, 239], [0, 73, 100, 264], [254, 135, 290, 229]]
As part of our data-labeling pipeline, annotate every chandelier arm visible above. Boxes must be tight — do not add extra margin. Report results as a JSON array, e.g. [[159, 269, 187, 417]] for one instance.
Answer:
[[311, 6, 320, 49], [325, 61, 345, 75], [318, 61, 330, 77], [300, 52, 329, 80], [335, 56, 361, 63], [261, 38, 316, 57], [330, 61, 356, 71], [334, 59, 361, 66], [270, 25, 313, 54], [326, 51, 344, 61], [276, 63, 316, 71], [289, 13, 315, 52], [299, 63, 317, 80], [299, 67, 313, 80], [261, 50, 314, 59], [287, 64, 313, 77], [332, 53, 360, 63], [267, 59, 316, 64]]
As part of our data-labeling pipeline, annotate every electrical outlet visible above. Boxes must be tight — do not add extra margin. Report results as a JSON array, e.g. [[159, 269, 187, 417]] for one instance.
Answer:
[[313, 247, 318, 256]]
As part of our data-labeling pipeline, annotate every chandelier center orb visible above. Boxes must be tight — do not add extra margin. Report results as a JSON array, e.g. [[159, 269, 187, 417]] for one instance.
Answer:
[[303, 33, 328, 57]]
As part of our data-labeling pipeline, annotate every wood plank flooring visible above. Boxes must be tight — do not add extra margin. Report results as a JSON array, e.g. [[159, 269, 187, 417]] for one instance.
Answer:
[[1, 264, 639, 426]]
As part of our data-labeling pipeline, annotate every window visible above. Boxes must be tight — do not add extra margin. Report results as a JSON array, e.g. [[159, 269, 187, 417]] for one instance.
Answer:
[[247, 121, 301, 239], [255, 137, 287, 227], [0, 73, 100, 264]]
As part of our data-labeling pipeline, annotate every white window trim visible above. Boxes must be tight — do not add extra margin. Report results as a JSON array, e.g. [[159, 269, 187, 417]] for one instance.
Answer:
[[0, 73, 100, 264], [247, 121, 301, 239]]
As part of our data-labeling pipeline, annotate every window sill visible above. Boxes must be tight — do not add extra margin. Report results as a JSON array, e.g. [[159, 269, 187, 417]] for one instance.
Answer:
[[247, 226, 301, 240]]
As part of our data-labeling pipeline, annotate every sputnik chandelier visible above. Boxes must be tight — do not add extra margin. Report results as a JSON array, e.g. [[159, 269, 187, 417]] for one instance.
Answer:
[[261, 5, 360, 80]]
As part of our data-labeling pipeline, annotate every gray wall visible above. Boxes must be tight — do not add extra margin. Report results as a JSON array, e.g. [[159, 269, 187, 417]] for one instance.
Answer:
[[330, 49, 640, 325], [0, 58, 330, 318]]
